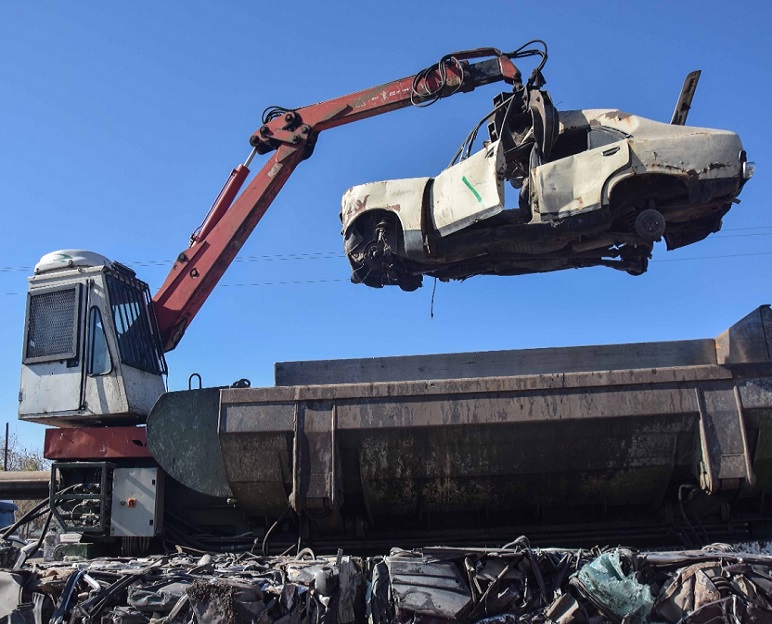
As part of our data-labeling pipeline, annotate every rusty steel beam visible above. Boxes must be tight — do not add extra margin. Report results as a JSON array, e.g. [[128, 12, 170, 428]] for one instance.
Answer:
[[0, 470, 51, 499], [44, 426, 150, 460]]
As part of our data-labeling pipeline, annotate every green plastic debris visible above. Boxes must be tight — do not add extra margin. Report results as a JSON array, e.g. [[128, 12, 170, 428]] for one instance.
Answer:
[[572, 550, 654, 623]]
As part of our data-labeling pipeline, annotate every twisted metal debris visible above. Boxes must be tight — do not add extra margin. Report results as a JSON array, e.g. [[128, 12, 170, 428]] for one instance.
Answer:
[[1, 540, 772, 622]]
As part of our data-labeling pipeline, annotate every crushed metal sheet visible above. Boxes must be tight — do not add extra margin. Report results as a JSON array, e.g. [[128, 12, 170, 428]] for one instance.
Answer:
[[1, 543, 772, 622]]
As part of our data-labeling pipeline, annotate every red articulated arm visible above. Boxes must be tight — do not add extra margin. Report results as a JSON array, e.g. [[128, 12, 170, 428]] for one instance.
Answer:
[[152, 48, 522, 352]]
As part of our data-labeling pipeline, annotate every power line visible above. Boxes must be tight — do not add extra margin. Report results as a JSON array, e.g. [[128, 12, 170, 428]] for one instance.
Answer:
[[722, 226, 772, 232], [706, 233, 772, 239], [0, 277, 351, 296], [4, 223, 772, 275], [131, 251, 346, 267], [652, 251, 772, 263], [1, 248, 771, 297], [219, 279, 348, 287], [2, 224, 772, 274], [0, 251, 346, 273]]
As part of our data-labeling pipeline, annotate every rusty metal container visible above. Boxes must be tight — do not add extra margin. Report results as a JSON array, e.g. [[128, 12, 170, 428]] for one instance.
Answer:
[[148, 306, 772, 535]]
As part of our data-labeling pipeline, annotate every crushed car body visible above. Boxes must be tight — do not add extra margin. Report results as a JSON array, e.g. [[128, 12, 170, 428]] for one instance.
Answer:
[[3, 542, 772, 623], [342, 97, 754, 290]]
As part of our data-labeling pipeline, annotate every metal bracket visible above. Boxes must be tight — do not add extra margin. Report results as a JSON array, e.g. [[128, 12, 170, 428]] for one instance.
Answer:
[[696, 382, 756, 494]]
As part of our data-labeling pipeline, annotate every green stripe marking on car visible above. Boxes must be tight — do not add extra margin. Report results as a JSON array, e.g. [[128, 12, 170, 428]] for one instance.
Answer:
[[462, 176, 482, 203]]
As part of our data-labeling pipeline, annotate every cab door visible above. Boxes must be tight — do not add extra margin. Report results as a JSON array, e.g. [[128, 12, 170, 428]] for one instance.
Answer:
[[19, 282, 86, 415]]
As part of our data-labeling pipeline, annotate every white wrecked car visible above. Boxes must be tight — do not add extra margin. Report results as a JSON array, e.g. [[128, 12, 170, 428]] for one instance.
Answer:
[[341, 81, 754, 291]]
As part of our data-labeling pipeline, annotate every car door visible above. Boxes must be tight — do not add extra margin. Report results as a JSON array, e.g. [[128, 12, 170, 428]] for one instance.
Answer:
[[431, 139, 506, 236], [531, 127, 630, 220]]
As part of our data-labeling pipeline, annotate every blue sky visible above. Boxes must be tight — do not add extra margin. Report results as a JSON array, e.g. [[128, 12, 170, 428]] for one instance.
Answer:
[[1, 2, 770, 450]]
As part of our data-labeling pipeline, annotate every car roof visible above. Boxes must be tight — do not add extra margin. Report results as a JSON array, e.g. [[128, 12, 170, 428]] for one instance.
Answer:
[[559, 109, 638, 134], [558, 109, 728, 139]]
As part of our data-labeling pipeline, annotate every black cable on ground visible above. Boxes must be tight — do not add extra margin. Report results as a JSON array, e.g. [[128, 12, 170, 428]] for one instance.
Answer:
[[258, 506, 292, 557]]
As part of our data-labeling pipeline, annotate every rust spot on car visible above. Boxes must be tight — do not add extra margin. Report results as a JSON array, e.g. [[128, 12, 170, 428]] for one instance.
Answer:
[[601, 110, 632, 122], [341, 194, 368, 224], [342, 194, 402, 226]]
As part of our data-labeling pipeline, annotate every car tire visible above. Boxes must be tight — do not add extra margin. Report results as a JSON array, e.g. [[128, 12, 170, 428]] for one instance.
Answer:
[[398, 273, 422, 292], [635, 208, 666, 242]]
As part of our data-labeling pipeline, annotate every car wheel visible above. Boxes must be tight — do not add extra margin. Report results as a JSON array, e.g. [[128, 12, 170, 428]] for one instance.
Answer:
[[619, 243, 651, 276], [635, 207, 666, 242], [397, 273, 422, 292], [346, 212, 422, 290], [625, 257, 649, 276]]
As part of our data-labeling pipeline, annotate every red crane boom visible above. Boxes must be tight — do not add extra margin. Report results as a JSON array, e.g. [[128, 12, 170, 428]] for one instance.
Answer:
[[152, 48, 522, 351]]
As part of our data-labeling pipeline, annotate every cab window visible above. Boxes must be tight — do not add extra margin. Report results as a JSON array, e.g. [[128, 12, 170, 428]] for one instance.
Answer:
[[105, 273, 166, 375], [87, 306, 111, 375], [23, 284, 81, 364]]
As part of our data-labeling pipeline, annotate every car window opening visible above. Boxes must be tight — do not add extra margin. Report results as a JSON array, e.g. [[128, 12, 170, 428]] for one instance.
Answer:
[[547, 126, 626, 163], [548, 128, 590, 161]]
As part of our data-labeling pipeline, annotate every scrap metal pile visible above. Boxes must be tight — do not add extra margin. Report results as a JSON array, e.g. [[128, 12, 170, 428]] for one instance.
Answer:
[[1, 541, 772, 623]]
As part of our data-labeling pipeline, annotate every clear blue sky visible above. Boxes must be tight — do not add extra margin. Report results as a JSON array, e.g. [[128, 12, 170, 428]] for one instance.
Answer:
[[1, 2, 770, 450]]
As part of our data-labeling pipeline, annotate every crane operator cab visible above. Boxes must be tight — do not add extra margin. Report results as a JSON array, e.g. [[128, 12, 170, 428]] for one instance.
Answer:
[[18, 250, 167, 426]]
